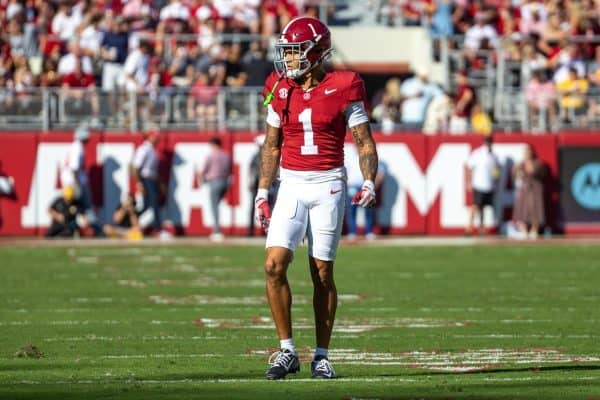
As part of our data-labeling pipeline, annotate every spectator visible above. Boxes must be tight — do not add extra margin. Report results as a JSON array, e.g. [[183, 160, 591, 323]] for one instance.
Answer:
[[159, 0, 190, 21], [519, 0, 547, 36], [57, 39, 94, 77], [123, 38, 153, 93], [401, 0, 426, 26], [422, 88, 452, 134], [45, 185, 88, 238], [78, 12, 104, 64], [61, 57, 100, 122], [100, 16, 130, 121], [464, 12, 499, 54], [187, 72, 220, 129], [40, 58, 61, 87], [512, 144, 546, 239], [428, 0, 453, 37], [525, 68, 557, 132], [371, 77, 402, 134], [224, 43, 248, 88], [521, 41, 549, 82], [168, 44, 197, 88], [198, 136, 232, 242], [550, 42, 586, 84], [132, 129, 164, 234], [556, 66, 589, 124], [542, 12, 569, 42], [586, 46, 600, 87], [449, 69, 476, 134], [51, 0, 84, 42], [470, 104, 493, 136], [102, 193, 143, 239], [399, 66, 441, 130], [60, 125, 92, 212], [465, 135, 500, 236]]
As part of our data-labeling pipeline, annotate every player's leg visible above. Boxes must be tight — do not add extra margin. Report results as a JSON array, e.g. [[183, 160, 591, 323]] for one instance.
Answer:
[[264, 182, 308, 379], [309, 256, 337, 349], [265, 246, 294, 343], [306, 180, 345, 378]]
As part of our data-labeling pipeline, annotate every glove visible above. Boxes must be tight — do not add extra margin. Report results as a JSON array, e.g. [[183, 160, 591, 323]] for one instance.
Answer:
[[351, 180, 376, 208], [254, 188, 271, 232]]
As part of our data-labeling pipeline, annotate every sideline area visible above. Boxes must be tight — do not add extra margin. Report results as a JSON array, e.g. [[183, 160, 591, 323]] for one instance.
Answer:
[[1, 235, 599, 248]]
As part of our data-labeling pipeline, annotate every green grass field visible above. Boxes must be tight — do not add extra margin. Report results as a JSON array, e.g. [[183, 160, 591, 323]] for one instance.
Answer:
[[1, 242, 600, 399]]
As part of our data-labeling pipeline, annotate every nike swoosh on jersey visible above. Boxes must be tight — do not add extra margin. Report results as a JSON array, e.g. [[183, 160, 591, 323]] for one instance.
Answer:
[[324, 88, 337, 95], [330, 189, 342, 194]]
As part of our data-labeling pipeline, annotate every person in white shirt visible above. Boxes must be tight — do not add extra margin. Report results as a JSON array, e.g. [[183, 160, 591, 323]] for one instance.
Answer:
[[51, 1, 83, 42], [58, 40, 94, 76], [399, 66, 442, 130], [464, 13, 499, 52], [132, 130, 162, 232], [465, 135, 500, 235], [159, 0, 190, 20], [123, 39, 152, 93], [60, 125, 91, 210]]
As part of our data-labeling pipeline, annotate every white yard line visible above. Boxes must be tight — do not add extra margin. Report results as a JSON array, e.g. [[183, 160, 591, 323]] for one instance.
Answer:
[[5, 375, 600, 386]]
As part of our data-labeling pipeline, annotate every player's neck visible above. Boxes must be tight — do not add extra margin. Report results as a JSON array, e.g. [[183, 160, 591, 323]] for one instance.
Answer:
[[297, 68, 326, 90]]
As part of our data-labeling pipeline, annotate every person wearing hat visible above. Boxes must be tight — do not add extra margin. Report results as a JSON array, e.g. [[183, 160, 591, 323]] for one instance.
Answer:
[[465, 135, 501, 235], [132, 129, 163, 234], [45, 185, 89, 238]]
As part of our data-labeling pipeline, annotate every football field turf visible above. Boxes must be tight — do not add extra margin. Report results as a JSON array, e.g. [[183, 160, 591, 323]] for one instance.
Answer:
[[1, 241, 599, 399]]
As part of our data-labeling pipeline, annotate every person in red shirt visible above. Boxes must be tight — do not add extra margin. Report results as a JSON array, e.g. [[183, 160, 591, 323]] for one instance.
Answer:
[[61, 57, 100, 119], [255, 16, 378, 380], [449, 69, 476, 134]]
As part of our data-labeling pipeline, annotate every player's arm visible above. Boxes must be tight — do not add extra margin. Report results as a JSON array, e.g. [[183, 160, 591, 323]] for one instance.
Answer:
[[258, 123, 282, 190], [254, 123, 281, 231], [350, 121, 378, 208], [350, 122, 378, 182]]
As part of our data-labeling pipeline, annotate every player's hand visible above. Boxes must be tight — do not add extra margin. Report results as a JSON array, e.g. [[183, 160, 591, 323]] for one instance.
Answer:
[[351, 180, 376, 208], [254, 188, 271, 232]]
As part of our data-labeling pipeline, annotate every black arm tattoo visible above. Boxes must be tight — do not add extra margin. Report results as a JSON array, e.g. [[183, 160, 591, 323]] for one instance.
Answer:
[[351, 123, 378, 181], [258, 125, 282, 189]]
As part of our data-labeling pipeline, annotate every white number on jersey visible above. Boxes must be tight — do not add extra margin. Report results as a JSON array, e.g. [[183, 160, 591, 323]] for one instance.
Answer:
[[299, 108, 318, 155]]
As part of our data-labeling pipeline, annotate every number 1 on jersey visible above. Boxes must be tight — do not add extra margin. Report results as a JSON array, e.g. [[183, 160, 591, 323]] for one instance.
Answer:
[[299, 108, 318, 155]]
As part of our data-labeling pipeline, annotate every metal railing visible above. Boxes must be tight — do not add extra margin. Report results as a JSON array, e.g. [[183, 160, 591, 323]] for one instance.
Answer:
[[0, 86, 268, 132]]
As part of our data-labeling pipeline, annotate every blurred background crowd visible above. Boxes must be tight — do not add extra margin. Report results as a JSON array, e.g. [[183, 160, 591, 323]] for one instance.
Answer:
[[0, 0, 599, 133]]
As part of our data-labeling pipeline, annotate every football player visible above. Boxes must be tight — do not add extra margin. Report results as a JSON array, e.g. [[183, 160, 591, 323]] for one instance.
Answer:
[[255, 16, 378, 380]]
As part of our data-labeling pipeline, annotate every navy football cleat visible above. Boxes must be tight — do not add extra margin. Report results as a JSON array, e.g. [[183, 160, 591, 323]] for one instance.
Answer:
[[265, 349, 300, 380], [311, 356, 336, 379]]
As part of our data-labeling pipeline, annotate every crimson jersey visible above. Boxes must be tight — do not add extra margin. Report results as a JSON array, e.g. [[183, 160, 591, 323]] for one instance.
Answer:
[[263, 70, 367, 171]]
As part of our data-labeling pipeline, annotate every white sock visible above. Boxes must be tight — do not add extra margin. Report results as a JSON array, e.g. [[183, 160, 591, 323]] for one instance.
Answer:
[[280, 338, 295, 354], [314, 347, 328, 359]]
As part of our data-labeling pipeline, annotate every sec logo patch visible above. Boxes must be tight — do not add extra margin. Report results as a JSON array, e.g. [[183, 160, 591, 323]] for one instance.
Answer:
[[279, 88, 288, 99]]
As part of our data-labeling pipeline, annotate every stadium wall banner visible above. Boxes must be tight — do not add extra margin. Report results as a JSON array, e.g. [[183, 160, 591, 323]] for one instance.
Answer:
[[0, 132, 561, 236], [557, 133, 600, 233]]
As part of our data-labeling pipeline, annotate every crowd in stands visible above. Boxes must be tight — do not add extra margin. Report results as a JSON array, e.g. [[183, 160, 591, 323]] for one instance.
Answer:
[[1, 0, 600, 132], [0, 0, 321, 125], [371, 0, 600, 132]]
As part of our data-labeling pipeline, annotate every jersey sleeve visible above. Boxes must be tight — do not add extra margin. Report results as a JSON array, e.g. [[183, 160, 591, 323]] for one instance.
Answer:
[[345, 72, 367, 106]]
